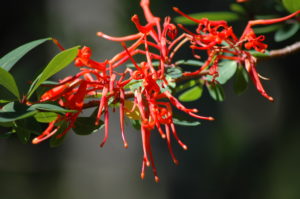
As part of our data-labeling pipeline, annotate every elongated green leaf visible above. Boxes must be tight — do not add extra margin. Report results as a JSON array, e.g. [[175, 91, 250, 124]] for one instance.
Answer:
[[166, 67, 182, 79], [233, 66, 249, 95], [15, 117, 42, 144], [130, 119, 141, 130], [282, 0, 300, 13], [27, 46, 80, 99], [34, 112, 58, 123], [216, 61, 237, 84], [230, 3, 246, 15], [0, 67, 20, 99], [175, 79, 202, 93], [172, 112, 201, 126], [73, 117, 104, 135], [253, 24, 283, 34], [175, 60, 204, 67], [50, 120, 68, 147], [179, 85, 203, 102], [274, 22, 300, 42], [0, 102, 38, 123], [0, 38, 51, 71], [0, 131, 13, 138], [30, 103, 76, 113], [250, 50, 270, 58], [207, 82, 225, 102], [174, 12, 240, 25], [173, 118, 201, 126]]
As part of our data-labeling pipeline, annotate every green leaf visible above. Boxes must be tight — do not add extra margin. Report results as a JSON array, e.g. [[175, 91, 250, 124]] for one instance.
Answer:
[[50, 120, 68, 147], [130, 119, 141, 130], [250, 50, 270, 58], [0, 131, 13, 138], [124, 100, 141, 120], [230, 3, 246, 15], [34, 112, 58, 123], [179, 84, 203, 102], [282, 0, 300, 13], [30, 103, 76, 113], [207, 82, 225, 102], [274, 22, 300, 42], [0, 121, 14, 127], [175, 79, 201, 93], [216, 60, 237, 84], [126, 61, 160, 68], [233, 65, 249, 95], [172, 112, 201, 126], [166, 67, 182, 79], [0, 38, 51, 71], [174, 12, 240, 25], [0, 67, 20, 99], [0, 102, 37, 123], [172, 118, 201, 126], [73, 117, 104, 135], [14, 117, 42, 144], [27, 46, 80, 99], [175, 59, 204, 67], [253, 24, 283, 34]]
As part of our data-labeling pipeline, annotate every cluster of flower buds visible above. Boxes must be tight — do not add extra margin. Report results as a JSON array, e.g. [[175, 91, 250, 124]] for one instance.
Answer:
[[31, 0, 300, 181]]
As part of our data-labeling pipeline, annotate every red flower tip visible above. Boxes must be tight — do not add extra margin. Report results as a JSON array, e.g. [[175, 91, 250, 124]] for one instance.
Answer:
[[124, 142, 129, 149], [141, 172, 145, 180], [146, 161, 151, 167], [32, 138, 40, 144], [208, 117, 215, 121], [182, 144, 188, 150], [155, 176, 160, 183], [173, 159, 179, 165], [172, 7, 179, 12], [268, 96, 274, 102]]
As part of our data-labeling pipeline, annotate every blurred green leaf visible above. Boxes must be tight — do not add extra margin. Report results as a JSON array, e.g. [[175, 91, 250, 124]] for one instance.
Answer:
[[172, 112, 201, 126], [34, 112, 58, 123], [27, 46, 80, 99], [216, 60, 237, 84], [0, 38, 51, 71], [50, 120, 68, 147], [230, 3, 246, 14], [179, 84, 203, 102], [130, 119, 141, 130], [0, 131, 13, 138], [250, 50, 270, 58], [274, 22, 300, 42], [173, 118, 201, 126], [175, 60, 204, 67], [207, 82, 225, 101], [175, 79, 202, 93], [0, 67, 20, 100], [174, 12, 240, 25], [30, 103, 76, 113], [0, 102, 37, 123], [126, 61, 160, 68], [73, 117, 104, 135], [282, 0, 300, 13], [253, 24, 283, 34], [233, 65, 249, 95], [15, 117, 42, 144], [166, 67, 182, 78]]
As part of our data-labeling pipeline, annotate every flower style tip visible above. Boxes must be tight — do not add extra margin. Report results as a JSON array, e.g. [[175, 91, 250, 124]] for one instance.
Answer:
[[155, 176, 160, 183], [141, 172, 145, 180]]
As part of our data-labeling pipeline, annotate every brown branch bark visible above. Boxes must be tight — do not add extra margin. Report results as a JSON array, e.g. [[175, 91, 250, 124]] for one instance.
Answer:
[[268, 41, 300, 58]]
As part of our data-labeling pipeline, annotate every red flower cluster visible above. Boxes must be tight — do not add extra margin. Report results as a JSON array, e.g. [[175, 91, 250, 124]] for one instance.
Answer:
[[31, 0, 300, 181], [173, 8, 300, 102]]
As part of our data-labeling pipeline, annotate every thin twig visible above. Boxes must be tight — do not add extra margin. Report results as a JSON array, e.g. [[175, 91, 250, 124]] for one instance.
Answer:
[[268, 41, 300, 58]]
